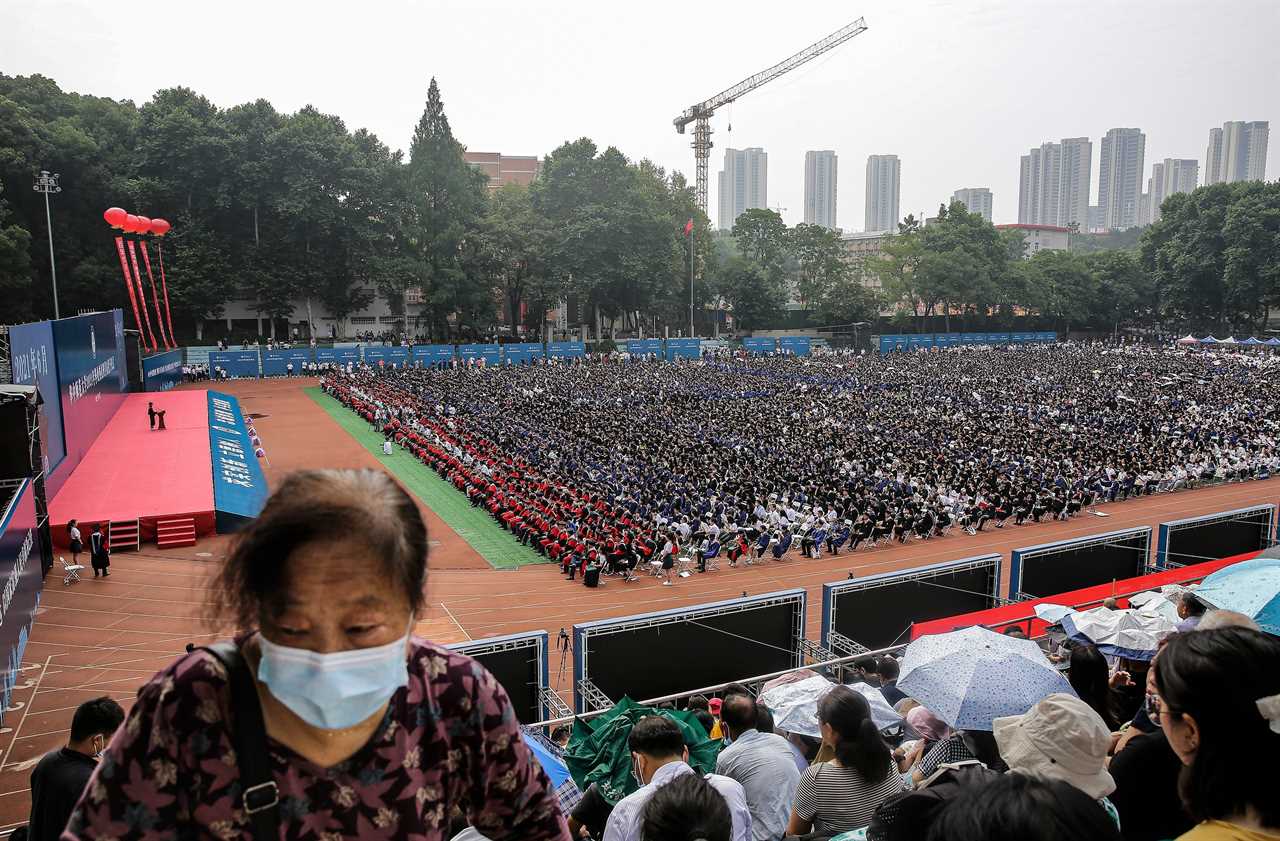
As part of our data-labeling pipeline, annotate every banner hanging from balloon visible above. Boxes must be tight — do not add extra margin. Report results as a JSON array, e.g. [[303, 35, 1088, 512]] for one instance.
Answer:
[[125, 240, 157, 352], [114, 236, 146, 340], [139, 243, 172, 349]]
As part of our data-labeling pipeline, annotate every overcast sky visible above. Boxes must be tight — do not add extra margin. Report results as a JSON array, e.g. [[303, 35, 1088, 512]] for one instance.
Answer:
[[4, 0, 1276, 229]]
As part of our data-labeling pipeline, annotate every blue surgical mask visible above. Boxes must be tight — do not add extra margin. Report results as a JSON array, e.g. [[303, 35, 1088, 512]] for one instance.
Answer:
[[257, 629, 411, 730]]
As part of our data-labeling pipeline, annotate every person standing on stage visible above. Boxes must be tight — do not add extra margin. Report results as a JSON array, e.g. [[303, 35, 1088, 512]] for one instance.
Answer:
[[67, 520, 83, 568], [89, 524, 110, 578], [147, 402, 156, 430], [156, 409, 167, 431]]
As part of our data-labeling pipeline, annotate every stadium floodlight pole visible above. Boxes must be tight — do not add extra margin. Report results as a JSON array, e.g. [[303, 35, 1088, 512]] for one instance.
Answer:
[[32, 170, 62, 319]]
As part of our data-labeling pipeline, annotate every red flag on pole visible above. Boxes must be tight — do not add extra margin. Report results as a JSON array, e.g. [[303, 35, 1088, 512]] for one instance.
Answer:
[[115, 237, 146, 340], [139, 243, 172, 349], [126, 240, 158, 351], [683, 218, 694, 237]]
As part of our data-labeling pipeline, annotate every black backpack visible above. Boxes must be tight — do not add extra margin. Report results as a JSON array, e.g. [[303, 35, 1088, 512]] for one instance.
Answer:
[[866, 761, 1001, 841]]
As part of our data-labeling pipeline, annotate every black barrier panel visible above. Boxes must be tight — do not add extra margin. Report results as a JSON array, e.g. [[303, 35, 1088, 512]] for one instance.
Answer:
[[826, 561, 998, 651], [1012, 528, 1150, 599], [574, 591, 804, 713], [447, 631, 547, 724], [1162, 508, 1274, 568]]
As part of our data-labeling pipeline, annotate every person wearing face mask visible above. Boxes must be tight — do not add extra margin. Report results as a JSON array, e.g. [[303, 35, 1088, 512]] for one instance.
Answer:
[[603, 716, 751, 841], [28, 696, 124, 841], [62, 469, 569, 841]]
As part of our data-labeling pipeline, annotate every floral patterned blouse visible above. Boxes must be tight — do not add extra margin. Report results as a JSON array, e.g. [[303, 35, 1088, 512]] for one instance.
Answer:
[[63, 638, 570, 840]]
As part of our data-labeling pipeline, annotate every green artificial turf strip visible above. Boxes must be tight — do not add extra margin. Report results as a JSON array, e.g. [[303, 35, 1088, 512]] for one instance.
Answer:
[[305, 387, 549, 570]]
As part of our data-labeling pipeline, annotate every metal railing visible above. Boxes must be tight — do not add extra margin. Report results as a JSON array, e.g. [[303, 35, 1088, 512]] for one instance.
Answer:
[[533, 642, 909, 729]]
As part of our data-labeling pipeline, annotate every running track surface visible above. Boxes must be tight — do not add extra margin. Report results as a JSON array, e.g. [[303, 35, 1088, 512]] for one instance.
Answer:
[[0, 376, 1273, 826]]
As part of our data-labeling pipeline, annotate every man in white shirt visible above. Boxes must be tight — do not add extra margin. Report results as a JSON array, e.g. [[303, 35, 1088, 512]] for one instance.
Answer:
[[603, 716, 751, 841], [715, 693, 801, 841]]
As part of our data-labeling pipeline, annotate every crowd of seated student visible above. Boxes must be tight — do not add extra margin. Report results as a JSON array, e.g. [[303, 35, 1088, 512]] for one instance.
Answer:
[[319, 345, 1278, 593]]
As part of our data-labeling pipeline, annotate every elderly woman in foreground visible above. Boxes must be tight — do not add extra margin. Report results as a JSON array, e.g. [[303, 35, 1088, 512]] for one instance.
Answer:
[[64, 468, 569, 841]]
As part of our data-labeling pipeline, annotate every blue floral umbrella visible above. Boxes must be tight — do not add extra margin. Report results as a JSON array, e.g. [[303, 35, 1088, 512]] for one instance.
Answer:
[[1195, 558, 1280, 635], [897, 625, 1074, 730]]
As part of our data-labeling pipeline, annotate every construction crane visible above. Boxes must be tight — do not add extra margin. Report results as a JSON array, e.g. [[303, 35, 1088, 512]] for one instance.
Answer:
[[674, 16, 868, 216]]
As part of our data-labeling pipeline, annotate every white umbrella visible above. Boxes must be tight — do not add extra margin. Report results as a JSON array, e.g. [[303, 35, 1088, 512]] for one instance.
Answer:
[[759, 674, 902, 738], [898, 626, 1073, 730], [1060, 607, 1176, 660], [1034, 603, 1073, 624]]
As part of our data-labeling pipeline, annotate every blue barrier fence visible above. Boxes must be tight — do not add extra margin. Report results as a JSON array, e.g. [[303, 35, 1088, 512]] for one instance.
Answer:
[[879, 331, 1056, 352], [261, 348, 312, 377], [363, 346, 411, 367], [210, 350, 261, 378], [503, 342, 545, 365], [0, 480, 44, 727], [778, 336, 812, 356], [624, 339, 663, 357], [142, 349, 184, 392], [458, 343, 502, 365], [742, 337, 777, 355], [207, 391, 268, 531], [547, 341, 586, 359], [412, 345, 456, 367], [665, 338, 701, 361], [315, 347, 362, 365]]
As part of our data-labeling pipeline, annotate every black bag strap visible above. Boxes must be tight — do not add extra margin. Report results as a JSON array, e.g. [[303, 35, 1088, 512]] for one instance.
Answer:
[[201, 641, 280, 841]]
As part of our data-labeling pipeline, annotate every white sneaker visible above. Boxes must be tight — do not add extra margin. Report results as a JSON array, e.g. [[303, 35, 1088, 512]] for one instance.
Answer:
[[663, 581, 672, 586]]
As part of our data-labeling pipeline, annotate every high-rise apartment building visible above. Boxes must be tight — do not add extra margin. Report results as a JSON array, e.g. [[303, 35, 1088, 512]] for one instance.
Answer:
[[717, 147, 768, 230], [864, 155, 901, 233], [803, 151, 838, 229], [1205, 121, 1269, 184], [951, 187, 993, 222], [1017, 137, 1091, 229], [1098, 128, 1146, 230], [1148, 159, 1199, 223]]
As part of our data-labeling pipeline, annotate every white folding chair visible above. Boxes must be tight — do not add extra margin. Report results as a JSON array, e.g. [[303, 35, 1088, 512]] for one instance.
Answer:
[[61, 556, 85, 586]]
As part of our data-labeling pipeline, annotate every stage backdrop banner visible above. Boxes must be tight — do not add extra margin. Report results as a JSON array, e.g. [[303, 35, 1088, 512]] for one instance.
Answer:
[[209, 350, 261, 378], [363, 346, 411, 367], [502, 342, 545, 365], [6, 320, 66, 476], [206, 391, 268, 531], [665, 338, 701, 361], [315, 347, 362, 365], [411, 345, 456, 366], [142, 349, 184, 392], [0, 479, 43, 727], [742, 337, 777, 355], [625, 339, 664, 357], [458, 343, 502, 365], [547, 341, 585, 360], [261, 348, 312, 376], [778, 336, 812, 356], [51, 311, 128, 495]]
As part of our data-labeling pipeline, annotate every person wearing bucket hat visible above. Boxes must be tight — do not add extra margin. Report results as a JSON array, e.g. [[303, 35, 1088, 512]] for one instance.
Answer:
[[993, 693, 1120, 827]]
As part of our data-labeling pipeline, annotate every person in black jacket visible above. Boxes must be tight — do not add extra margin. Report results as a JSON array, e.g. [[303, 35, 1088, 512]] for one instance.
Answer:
[[28, 697, 124, 841]]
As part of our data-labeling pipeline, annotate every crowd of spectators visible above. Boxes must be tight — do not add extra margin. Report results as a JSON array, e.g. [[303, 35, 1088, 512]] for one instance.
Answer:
[[322, 344, 1277, 583]]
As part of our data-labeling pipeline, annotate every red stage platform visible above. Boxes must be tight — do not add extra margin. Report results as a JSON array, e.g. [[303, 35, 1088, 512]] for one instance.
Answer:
[[49, 391, 214, 549]]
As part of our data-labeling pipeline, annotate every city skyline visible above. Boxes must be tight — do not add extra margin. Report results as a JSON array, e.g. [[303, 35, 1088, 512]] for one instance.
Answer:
[[865, 154, 901, 233], [2, 0, 1276, 230], [716, 147, 768, 231]]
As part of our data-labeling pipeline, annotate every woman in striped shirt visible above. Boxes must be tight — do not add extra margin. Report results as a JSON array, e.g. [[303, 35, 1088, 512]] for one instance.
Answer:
[[787, 686, 906, 837]]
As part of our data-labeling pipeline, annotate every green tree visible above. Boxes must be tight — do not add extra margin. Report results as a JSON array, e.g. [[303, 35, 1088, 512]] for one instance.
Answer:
[[1083, 250, 1152, 335], [0, 178, 33, 318], [403, 78, 489, 339], [731, 208, 788, 271], [719, 254, 786, 331], [788, 223, 848, 314]]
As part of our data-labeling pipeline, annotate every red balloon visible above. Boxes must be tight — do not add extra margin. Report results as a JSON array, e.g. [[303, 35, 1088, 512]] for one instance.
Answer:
[[104, 207, 127, 228], [150, 218, 171, 236], [124, 214, 140, 233], [135, 215, 152, 235]]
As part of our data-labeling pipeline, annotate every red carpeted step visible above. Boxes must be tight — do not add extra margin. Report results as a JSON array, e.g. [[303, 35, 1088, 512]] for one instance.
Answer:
[[155, 517, 197, 549], [109, 519, 141, 552]]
